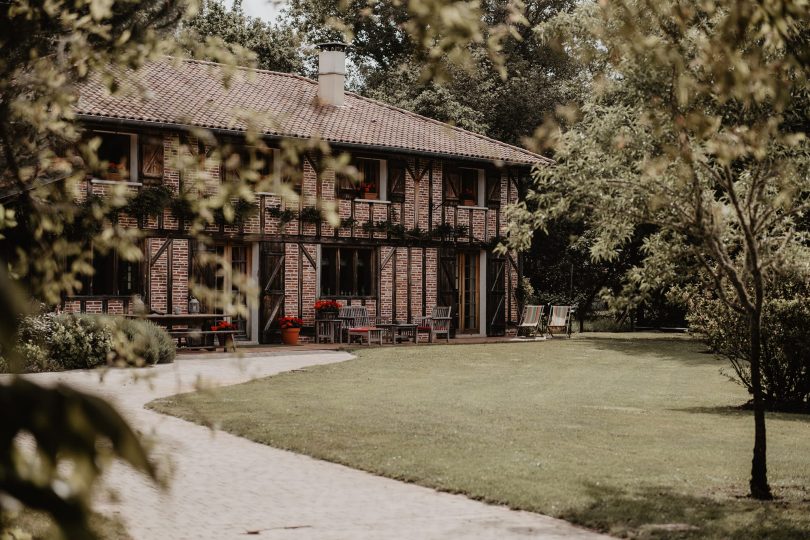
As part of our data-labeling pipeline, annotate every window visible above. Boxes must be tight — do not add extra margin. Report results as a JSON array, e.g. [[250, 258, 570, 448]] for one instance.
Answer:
[[82, 248, 141, 295], [444, 165, 482, 205], [224, 146, 272, 184], [337, 157, 380, 199], [280, 158, 303, 194], [95, 132, 136, 182], [320, 247, 375, 297], [459, 168, 479, 205]]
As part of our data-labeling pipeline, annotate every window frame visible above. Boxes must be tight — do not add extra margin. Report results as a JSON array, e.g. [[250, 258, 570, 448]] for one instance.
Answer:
[[318, 246, 376, 299], [90, 130, 139, 185], [336, 156, 387, 201], [81, 245, 142, 296]]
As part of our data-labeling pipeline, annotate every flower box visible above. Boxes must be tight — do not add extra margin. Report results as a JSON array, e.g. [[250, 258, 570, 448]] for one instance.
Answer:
[[363, 192, 378, 200]]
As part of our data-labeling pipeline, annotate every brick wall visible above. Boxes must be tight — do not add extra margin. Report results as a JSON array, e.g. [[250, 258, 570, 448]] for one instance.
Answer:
[[69, 129, 531, 335]]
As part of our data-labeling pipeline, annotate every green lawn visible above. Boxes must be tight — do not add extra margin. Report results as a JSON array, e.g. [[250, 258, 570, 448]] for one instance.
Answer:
[[149, 336, 810, 539]]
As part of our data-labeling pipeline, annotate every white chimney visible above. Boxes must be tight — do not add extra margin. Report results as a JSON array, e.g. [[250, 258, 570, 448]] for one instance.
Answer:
[[316, 42, 347, 107]]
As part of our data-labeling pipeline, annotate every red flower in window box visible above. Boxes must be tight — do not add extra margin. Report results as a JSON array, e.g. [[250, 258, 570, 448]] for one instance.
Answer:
[[461, 188, 477, 206], [278, 316, 304, 329], [360, 181, 377, 199]]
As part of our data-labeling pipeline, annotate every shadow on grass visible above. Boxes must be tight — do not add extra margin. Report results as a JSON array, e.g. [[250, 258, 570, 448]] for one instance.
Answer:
[[582, 337, 723, 368], [562, 484, 810, 540], [676, 406, 810, 424]]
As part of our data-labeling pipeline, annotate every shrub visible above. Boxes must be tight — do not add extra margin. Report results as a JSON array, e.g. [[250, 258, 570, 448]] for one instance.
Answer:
[[111, 318, 176, 366], [5, 313, 175, 373], [12, 313, 113, 371], [687, 276, 810, 412]]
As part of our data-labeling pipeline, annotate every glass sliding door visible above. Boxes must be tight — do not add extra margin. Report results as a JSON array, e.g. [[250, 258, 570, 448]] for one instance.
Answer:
[[456, 252, 480, 333]]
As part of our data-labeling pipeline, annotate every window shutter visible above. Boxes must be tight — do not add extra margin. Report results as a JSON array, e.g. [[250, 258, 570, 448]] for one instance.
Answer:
[[140, 138, 164, 182], [486, 169, 501, 209], [443, 165, 461, 203], [388, 160, 406, 202]]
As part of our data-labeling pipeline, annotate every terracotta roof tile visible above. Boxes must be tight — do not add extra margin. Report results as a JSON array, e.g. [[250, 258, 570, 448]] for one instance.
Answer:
[[76, 59, 550, 166]]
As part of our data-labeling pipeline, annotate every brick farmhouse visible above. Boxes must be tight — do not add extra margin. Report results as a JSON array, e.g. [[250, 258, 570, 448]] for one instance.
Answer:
[[65, 46, 551, 343]]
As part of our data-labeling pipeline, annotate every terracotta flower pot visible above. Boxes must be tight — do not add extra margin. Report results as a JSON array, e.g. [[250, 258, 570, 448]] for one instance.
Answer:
[[281, 327, 301, 345], [363, 192, 378, 200], [462, 199, 476, 206]]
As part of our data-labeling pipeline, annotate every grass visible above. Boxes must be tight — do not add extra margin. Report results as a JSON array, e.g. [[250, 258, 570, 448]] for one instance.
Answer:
[[149, 336, 810, 539]]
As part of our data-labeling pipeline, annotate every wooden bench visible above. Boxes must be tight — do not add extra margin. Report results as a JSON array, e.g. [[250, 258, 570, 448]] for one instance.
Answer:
[[169, 330, 238, 352]]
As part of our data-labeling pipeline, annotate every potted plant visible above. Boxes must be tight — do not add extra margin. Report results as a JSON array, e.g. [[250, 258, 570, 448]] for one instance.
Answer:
[[360, 181, 378, 200], [210, 320, 237, 346], [314, 299, 341, 320], [278, 315, 304, 345], [460, 188, 477, 206]]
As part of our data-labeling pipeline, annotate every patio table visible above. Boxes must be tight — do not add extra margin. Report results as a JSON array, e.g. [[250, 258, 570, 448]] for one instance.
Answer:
[[377, 322, 418, 344]]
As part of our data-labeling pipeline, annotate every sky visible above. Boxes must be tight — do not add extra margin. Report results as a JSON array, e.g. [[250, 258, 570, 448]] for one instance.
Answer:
[[230, 0, 286, 21]]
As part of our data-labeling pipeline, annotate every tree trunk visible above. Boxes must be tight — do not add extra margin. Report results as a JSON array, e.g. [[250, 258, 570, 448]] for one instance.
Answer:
[[749, 307, 772, 500]]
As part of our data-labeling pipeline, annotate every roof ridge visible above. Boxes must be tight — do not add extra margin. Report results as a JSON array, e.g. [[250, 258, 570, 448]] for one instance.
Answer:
[[175, 56, 319, 86], [173, 57, 551, 165]]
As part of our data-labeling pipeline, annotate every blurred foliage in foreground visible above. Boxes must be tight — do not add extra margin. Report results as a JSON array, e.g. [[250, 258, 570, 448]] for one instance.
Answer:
[[0, 0, 524, 536]]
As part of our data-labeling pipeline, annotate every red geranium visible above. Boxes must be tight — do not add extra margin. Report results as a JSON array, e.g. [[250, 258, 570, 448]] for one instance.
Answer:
[[314, 299, 341, 312], [278, 316, 304, 329], [360, 181, 377, 194], [211, 321, 236, 331]]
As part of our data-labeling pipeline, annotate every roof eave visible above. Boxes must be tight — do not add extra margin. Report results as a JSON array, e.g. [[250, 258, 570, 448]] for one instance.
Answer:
[[76, 114, 549, 168]]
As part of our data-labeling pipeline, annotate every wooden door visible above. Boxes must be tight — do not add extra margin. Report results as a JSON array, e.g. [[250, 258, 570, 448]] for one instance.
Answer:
[[259, 242, 285, 344]]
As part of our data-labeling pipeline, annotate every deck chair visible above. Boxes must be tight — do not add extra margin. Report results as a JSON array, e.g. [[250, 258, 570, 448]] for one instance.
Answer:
[[516, 305, 545, 338], [346, 306, 384, 346], [416, 306, 452, 343], [546, 305, 574, 338]]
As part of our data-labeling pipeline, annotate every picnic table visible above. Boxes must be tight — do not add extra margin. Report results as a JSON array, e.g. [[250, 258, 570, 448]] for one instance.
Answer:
[[125, 313, 238, 352]]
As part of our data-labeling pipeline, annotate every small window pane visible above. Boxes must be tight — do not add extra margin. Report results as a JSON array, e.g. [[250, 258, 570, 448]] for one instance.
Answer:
[[320, 247, 337, 296], [117, 259, 140, 295], [356, 249, 373, 296], [460, 169, 478, 203], [92, 250, 116, 295]]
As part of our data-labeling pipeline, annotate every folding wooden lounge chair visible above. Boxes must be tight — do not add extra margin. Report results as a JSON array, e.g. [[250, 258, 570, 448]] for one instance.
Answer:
[[516, 305, 545, 338], [546, 305, 574, 338], [346, 306, 384, 346], [416, 306, 452, 343]]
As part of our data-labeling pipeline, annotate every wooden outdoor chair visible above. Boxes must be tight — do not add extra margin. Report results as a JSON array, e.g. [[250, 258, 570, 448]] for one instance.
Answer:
[[546, 305, 575, 338], [346, 306, 384, 346], [516, 305, 545, 338], [416, 306, 452, 343]]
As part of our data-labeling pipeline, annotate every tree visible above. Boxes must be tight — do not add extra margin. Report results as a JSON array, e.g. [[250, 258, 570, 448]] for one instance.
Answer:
[[285, 0, 581, 145], [181, 0, 304, 73], [505, 0, 809, 499]]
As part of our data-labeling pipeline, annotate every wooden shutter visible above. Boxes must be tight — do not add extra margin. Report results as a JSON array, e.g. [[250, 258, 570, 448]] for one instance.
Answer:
[[486, 169, 502, 209], [140, 137, 164, 182], [486, 254, 506, 336], [388, 160, 406, 202], [443, 165, 461, 203]]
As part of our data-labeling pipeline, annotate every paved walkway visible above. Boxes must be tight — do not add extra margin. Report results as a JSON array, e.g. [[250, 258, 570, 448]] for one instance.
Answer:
[[24, 351, 610, 540]]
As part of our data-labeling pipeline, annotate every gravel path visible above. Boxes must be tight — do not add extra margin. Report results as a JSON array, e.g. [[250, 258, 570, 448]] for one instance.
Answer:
[[23, 351, 610, 540]]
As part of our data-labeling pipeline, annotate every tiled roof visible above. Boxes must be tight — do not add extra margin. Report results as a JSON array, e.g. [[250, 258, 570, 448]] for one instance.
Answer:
[[76, 58, 550, 166]]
